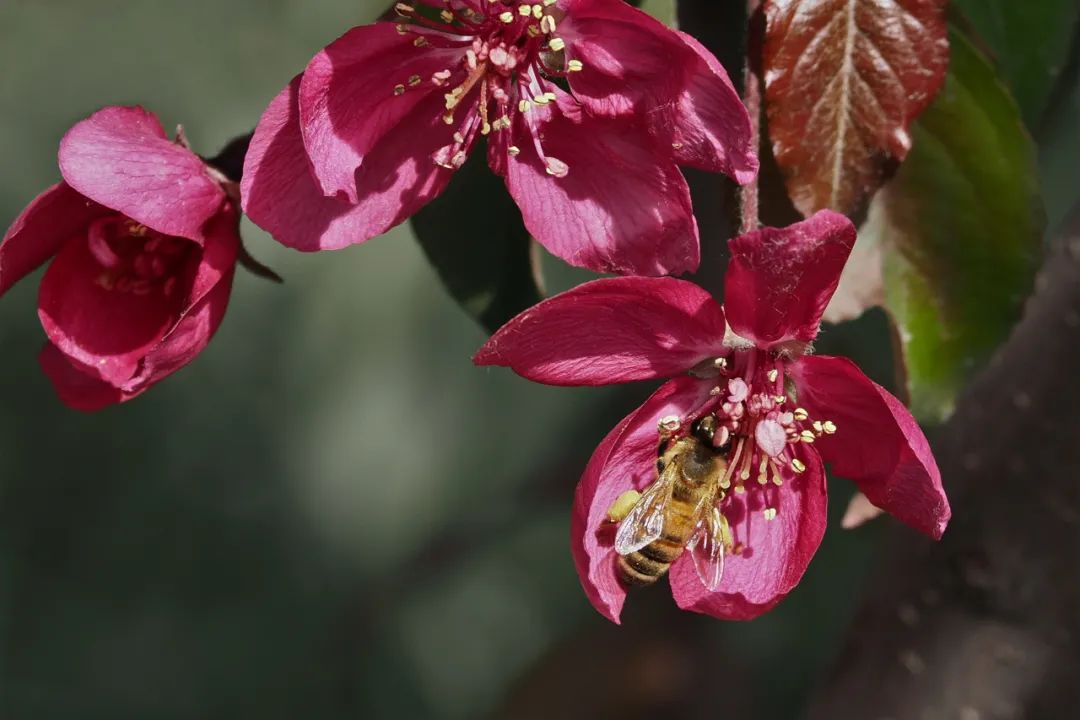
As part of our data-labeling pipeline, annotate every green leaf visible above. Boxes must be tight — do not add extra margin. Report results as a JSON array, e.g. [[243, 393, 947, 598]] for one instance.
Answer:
[[951, 0, 1080, 127], [410, 150, 544, 334], [639, 0, 677, 26], [867, 31, 1044, 423]]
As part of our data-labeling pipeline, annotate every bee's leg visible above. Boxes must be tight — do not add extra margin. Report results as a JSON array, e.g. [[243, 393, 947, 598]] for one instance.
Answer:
[[605, 489, 643, 523]]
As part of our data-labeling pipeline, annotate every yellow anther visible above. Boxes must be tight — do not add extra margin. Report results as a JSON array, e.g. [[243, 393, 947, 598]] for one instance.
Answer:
[[774, 395, 786, 404], [453, 132, 465, 143], [499, 11, 514, 22], [800, 430, 816, 443], [658, 415, 681, 434], [791, 458, 806, 474], [413, 36, 428, 47], [451, 151, 467, 167], [518, 99, 532, 112], [527, 25, 541, 37], [771, 462, 784, 486], [440, 9, 454, 22], [508, 145, 521, 156], [396, 23, 409, 34], [395, 3, 414, 14], [767, 368, 779, 383], [481, 122, 491, 135], [606, 489, 642, 523], [532, 94, 550, 105], [823, 420, 837, 434], [442, 113, 455, 125], [518, 4, 532, 15], [549, 37, 566, 52], [544, 91, 557, 102], [734, 484, 746, 494], [794, 407, 809, 422], [532, 4, 544, 19], [393, 84, 406, 96], [567, 59, 584, 72], [764, 508, 777, 521], [408, 74, 421, 86], [544, 0, 557, 5], [812, 420, 823, 434]]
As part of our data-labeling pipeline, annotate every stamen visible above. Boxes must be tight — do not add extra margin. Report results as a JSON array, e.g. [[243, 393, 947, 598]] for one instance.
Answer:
[[567, 59, 583, 72]]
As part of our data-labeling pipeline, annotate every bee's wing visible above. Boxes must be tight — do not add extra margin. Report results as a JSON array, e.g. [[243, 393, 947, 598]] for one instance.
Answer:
[[613, 464, 677, 556], [687, 506, 726, 591]]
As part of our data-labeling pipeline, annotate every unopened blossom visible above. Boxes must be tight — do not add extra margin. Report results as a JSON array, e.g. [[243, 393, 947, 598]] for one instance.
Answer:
[[0, 107, 240, 411], [475, 210, 950, 621], [242, 0, 756, 276]]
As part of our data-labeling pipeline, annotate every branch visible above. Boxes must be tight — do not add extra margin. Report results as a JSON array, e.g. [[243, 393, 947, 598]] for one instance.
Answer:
[[808, 207, 1080, 719]]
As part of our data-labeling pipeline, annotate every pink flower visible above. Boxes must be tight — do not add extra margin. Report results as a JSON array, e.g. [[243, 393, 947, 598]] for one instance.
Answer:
[[475, 210, 950, 622], [241, 0, 756, 276], [0, 107, 240, 411]]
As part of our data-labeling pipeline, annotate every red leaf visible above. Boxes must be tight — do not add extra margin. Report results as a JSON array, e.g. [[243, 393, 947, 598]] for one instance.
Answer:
[[762, 0, 948, 217]]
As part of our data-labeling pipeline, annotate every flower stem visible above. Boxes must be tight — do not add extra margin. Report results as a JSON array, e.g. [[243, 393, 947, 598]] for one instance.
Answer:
[[740, 0, 763, 236]]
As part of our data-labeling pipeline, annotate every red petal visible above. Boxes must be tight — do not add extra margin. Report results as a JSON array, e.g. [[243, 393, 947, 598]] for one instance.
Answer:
[[38, 342, 133, 411], [242, 76, 457, 251], [37, 225, 192, 387], [558, 0, 756, 183], [58, 106, 224, 240], [669, 447, 827, 619], [0, 183, 107, 296], [505, 97, 699, 276], [126, 209, 239, 392], [788, 355, 950, 539], [724, 210, 856, 347], [299, 23, 465, 202], [572, 376, 717, 624], [474, 276, 727, 385]]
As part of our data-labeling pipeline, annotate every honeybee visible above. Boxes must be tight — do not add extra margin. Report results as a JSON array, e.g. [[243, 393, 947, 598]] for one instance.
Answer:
[[609, 420, 732, 591]]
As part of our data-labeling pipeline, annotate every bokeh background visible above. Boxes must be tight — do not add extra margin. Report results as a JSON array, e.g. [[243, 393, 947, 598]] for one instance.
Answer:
[[0, 2, 1075, 719]]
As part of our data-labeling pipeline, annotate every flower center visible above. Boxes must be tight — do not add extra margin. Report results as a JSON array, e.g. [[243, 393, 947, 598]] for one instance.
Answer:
[[392, 1, 580, 176], [88, 216, 194, 296], [667, 349, 835, 556]]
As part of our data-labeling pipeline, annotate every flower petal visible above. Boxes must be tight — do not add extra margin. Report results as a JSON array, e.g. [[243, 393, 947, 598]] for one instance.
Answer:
[[474, 276, 727, 385], [724, 210, 856, 347], [669, 447, 827, 620], [125, 207, 240, 393], [0, 183, 107, 296], [58, 106, 224, 240], [242, 76, 458, 251], [557, 0, 755, 182], [505, 97, 699, 276], [572, 376, 717, 624], [37, 226, 192, 387], [299, 23, 464, 201], [788, 355, 950, 539], [38, 342, 132, 411]]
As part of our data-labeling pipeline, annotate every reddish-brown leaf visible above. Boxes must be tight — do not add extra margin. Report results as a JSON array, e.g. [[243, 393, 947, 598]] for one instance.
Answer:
[[762, 0, 948, 217]]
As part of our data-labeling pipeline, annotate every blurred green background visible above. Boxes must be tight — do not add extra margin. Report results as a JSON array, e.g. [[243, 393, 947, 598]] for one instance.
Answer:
[[0, 2, 1072, 719]]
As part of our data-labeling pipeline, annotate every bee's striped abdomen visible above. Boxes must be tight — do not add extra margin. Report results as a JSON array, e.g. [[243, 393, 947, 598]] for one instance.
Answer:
[[615, 495, 702, 587]]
